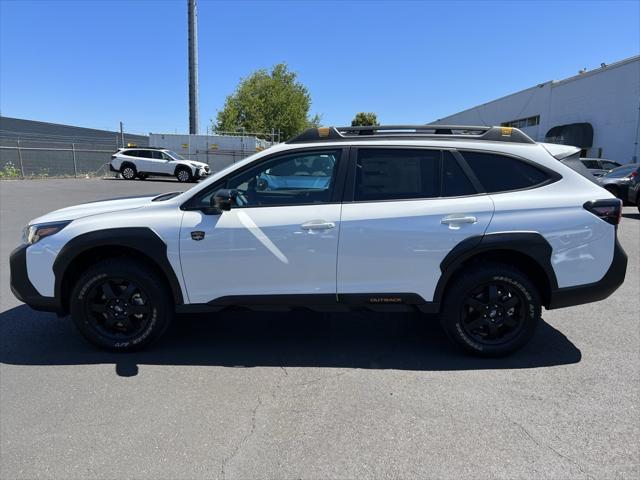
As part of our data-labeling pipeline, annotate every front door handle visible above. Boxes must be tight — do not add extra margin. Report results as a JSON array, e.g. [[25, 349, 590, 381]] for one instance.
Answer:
[[441, 215, 477, 225], [301, 220, 336, 230]]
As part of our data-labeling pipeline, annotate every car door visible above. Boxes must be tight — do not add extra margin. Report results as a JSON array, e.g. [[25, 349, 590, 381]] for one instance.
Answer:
[[159, 151, 179, 175], [179, 148, 347, 304], [134, 150, 156, 173], [337, 147, 494, 303]]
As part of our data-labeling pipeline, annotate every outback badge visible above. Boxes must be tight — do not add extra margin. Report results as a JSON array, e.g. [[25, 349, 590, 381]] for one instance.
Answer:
[[191, 231, 205, 241]]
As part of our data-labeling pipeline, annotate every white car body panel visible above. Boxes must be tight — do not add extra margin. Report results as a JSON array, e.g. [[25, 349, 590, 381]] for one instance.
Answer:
[[337, 195, 494, 301], [180, 204, 341, 303], [25, 198, 185, 298]]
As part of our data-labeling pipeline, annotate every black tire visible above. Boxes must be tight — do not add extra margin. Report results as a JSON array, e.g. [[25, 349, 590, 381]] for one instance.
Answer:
[[69, 259, 173, 351], [120, 164, 137, 180], [175, 167, 192, 183], [439, 263, 541, 357]]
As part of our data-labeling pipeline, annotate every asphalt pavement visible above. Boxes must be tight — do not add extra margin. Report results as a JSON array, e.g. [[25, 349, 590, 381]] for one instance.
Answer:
[[1, 178, 638, 479]]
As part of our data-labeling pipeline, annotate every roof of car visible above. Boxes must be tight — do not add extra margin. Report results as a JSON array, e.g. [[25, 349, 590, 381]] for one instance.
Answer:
[[288, 125, 536, 145], [119, 147, 167, 151]]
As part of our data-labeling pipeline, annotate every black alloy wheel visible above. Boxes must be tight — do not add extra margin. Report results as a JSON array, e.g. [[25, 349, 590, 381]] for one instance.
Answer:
[[84, 277, 152, 342], [70, 259, 173, 351], [459, 281, 526, 345], [439, 263, 541, 357]]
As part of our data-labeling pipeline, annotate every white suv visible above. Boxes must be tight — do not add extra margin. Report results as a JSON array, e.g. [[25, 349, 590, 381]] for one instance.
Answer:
[[10, 125, 627, 357], [110, 147, 210, 182]]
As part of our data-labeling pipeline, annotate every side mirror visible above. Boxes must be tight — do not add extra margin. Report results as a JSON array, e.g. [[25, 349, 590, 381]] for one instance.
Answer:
[[213, 189, 238, 211]]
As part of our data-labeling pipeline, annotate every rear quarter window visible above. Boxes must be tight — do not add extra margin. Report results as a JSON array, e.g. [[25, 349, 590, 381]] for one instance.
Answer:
[[462, 151, 551, 193]]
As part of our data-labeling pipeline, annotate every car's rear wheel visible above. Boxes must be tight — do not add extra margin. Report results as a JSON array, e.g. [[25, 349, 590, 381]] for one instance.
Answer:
[[69, 259, 173, 351], [175, 167, 192, 183], [121, 164, 137, 180], [439, 263, 541, 357]]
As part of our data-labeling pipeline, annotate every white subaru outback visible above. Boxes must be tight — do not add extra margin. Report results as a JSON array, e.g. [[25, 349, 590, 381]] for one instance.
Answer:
[[10, 125, 627, 357], [110, 147, 210, 182]]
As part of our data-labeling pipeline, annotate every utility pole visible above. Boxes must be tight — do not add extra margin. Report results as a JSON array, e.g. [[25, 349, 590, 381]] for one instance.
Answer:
[[188, 0, 199, 135], [120, 121, 125, 147]]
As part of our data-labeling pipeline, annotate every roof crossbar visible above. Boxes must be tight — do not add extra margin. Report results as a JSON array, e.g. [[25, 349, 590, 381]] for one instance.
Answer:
[[287, 124, 536, 144]]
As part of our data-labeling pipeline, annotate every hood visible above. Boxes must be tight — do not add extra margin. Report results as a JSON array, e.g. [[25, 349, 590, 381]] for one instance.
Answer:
[[29, 194, 159, 224], [189, 161, 209, 168]]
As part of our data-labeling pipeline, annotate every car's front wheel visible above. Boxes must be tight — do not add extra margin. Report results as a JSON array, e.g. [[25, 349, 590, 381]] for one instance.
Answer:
[[175, 167, 193, 183], [439, 263, 541, 357], [69, 259, 173, 351]]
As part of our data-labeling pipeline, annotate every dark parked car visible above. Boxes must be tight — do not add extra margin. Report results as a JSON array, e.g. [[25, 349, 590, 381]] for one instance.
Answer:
[[597, 163, 639, 204], [581, 158, 623, 177], [626, 164, 640, 213]]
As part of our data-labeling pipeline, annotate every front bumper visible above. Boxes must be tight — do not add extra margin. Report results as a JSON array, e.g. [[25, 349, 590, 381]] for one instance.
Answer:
[[9, 244, 62, 313], [195, 168, 210, 179], [547, 237, 627, 309]]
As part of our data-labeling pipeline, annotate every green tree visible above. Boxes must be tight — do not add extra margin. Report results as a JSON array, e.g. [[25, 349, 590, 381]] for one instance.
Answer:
[[351, 112, 379, 127], [213, 63, 320, 141]]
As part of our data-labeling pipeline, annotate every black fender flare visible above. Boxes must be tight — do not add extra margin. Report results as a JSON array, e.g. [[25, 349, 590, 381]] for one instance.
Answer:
[[433, 232, 558, 305], [52, 227, 184, 306]]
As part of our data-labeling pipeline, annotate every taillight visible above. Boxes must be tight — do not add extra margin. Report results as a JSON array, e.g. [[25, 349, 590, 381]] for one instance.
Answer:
[[631, 171, 638, 178], [583, 199, 622, 226]]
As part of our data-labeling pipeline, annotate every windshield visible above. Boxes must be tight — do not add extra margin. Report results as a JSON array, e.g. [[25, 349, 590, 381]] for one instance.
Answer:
[[165, 150, 184, 160], [603, 164, 638, 178]]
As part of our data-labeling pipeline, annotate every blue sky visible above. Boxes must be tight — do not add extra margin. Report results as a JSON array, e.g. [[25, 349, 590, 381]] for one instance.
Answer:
[[1, 0, 639, 135]]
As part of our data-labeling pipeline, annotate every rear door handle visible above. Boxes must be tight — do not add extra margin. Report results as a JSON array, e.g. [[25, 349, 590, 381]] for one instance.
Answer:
[[301, 220, 336, 230], [441, 215, 477, 225]]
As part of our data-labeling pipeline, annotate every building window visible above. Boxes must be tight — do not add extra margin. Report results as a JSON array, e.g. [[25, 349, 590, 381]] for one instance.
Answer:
[[501, 115, 540, 128]]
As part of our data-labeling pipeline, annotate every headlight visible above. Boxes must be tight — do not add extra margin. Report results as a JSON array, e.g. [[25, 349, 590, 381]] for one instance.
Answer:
[[22, 221, 71, 245]]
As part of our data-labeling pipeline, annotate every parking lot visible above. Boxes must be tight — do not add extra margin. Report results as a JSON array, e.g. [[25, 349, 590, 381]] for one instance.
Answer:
[[0, 178, 638, 479]]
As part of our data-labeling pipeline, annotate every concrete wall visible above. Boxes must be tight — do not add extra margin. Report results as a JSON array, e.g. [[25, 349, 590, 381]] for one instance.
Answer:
[[434, 56, 640, 163]]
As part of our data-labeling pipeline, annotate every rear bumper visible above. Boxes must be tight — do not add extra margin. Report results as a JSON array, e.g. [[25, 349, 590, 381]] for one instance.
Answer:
[[109, 163, 118, 172], [9, 244, 62, 313], [547, 237, 627, 309]]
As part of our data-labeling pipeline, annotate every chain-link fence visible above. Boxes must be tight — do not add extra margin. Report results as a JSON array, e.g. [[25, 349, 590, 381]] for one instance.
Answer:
[[0, 131, 276, 180], [0, 139, 119, 179]]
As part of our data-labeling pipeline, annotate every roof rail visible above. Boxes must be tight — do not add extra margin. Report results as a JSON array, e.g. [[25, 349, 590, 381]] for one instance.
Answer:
[[287, 125, 536, 144]]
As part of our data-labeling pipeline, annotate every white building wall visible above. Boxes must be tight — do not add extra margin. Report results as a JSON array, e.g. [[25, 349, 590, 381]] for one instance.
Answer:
[[434, 56, 640, 163]]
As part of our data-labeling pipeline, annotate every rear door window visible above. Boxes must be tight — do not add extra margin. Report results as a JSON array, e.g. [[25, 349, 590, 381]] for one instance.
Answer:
[[441, 152, 476, 197], [462, 151, 551, 193], [354, 149, 439, 201]]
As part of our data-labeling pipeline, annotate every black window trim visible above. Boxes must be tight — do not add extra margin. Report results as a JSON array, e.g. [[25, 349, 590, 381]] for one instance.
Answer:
[[180, 146, 350, 211], [344, 145, 484, 204], [456, 147, 562, 195]]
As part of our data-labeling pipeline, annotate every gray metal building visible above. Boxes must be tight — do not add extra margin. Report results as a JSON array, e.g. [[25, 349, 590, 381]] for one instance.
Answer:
[[0, 116, 148, 177], [433, 55, 640, 163], [0, 116, 148, 147]]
